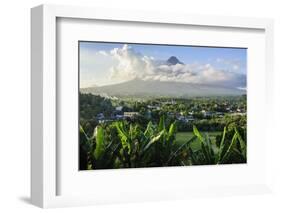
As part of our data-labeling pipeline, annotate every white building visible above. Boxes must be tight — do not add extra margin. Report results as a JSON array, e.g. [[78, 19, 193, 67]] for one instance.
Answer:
[[124, 112, 139, 118]]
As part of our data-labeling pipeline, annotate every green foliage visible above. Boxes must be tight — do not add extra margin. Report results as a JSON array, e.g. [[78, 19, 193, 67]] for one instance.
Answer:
[[79, 125, 91, 170], [190, 124, 246, 165], [94, 126, 105, 159], [79, 93, 247, 169], [80, 116, 215, 169], [80, 93, 114, 119]]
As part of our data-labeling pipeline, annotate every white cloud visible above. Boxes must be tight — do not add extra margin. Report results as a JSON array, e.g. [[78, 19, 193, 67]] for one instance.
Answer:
[[100, 44, 246, 88], [216, 58, 223, 63], [98, 50, 108, 56], [232, 64, 240, 70], [216, 57, 243, 72]]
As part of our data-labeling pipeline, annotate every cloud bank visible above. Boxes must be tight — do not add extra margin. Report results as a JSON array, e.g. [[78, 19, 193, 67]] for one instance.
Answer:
[[99, 44, 246, 88]]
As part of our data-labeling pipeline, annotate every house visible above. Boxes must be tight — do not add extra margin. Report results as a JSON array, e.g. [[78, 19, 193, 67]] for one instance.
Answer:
[[230, 112, 246, 116], [115, 114, 124, 120], [96, 113, 105, 120], [147, 105, 160, 110], [188, 111, 194, 115], [163, 100, 176, 105], [176, 115, 194, 123], [215, 112, 224, 118], [201, 110, 207, 117], [167, 112, 176, 117], [186, 116, 195, 122], [205, 112, 213, 117], [124, 112, 139, 118], [177, 115, 186, 121], [98, 119, 113, 124], [115, 106, 123, 111], [201, 110, 213, 117]]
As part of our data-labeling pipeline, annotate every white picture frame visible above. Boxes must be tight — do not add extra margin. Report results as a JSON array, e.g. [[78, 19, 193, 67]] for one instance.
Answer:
[[31, 4, 274, 208]]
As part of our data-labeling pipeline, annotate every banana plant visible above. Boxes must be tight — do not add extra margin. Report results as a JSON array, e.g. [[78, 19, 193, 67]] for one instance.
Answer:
[[115, 121, 163, 168], [191, 125, 246, 165], [114, 116, 195, 168], [80, 117, 246, 169], [152, 116, 187, 166], [80, 125, 121, 169], [79, 125, 92, 170], [92, 125, 122, 169]]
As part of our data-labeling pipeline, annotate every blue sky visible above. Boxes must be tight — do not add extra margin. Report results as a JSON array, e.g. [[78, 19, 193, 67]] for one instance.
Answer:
[[79, 42, 247, 88]]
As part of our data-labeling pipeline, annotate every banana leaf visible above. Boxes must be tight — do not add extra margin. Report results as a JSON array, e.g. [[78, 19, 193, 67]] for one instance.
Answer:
[[94, 126, 105, 159]]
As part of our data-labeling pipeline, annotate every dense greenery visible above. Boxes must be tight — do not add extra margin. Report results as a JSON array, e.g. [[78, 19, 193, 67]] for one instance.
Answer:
[[79, 93, 246, 170], [79, 116, 246, 169]]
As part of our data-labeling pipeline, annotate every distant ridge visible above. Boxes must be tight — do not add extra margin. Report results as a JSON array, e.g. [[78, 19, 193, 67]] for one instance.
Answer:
[[80, 78, 245, 98]]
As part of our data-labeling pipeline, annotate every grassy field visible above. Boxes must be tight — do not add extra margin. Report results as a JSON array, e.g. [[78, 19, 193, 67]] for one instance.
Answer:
[[176, 131, 221, 151]]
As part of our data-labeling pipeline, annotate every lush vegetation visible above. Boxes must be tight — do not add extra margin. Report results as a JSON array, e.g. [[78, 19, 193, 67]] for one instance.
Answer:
[[79, 93, 247, 170]]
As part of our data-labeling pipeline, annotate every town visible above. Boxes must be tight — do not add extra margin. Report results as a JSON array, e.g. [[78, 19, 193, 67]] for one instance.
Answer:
[[96, 99, 246, 124], [80, 93, 246, 135]]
